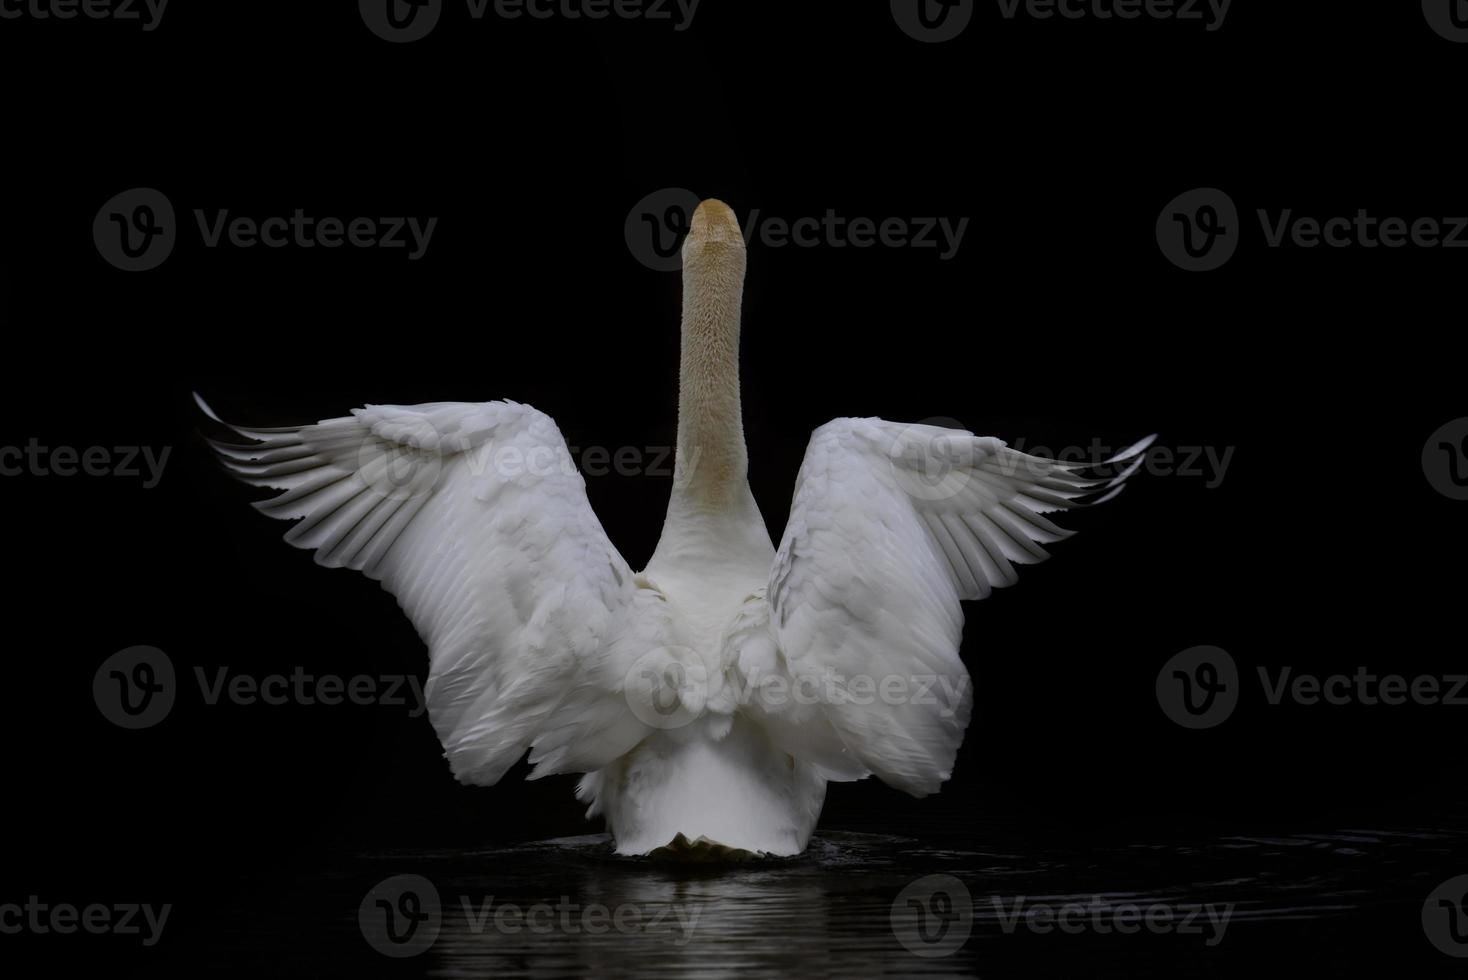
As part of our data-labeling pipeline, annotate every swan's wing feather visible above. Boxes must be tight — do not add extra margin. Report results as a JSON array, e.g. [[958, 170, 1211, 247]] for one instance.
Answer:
[[760, 417, 1146, 796], [200, 395, 656, 785], [721, 593, 873, 783]]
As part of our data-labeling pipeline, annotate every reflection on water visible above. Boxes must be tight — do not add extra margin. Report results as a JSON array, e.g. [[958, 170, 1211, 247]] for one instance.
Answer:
[[192, 819, 1468, 977], [352, 833, 983, 978]]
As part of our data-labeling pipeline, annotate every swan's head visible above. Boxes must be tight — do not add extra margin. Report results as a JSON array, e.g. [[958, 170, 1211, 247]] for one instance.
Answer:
[[680, 199, 746, 349], [682, 199, 745, 267]]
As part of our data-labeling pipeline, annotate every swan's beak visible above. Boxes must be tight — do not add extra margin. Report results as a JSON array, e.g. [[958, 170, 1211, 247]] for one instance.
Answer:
[[684, 199, 745, 253]]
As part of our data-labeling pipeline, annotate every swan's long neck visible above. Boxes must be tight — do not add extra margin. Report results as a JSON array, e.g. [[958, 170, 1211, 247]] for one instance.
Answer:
[[647, 199, 773, 590], [673, 201, 748, 508]]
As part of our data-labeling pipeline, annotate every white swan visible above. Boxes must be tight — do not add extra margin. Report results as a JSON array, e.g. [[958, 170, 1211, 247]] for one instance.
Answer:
[[199, 199, 1151, 857]]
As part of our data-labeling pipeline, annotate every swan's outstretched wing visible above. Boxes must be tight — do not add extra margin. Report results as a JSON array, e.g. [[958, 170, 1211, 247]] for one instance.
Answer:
[[198, 396, 671, 786], [751, 418, 1151, 796]]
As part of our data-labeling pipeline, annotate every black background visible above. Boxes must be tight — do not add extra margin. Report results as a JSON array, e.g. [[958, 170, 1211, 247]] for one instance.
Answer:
[[2, 1, 1464, 975]]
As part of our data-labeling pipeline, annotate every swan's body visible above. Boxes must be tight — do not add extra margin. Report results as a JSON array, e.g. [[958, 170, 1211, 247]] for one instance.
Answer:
[[202, 200, 1149, 857]]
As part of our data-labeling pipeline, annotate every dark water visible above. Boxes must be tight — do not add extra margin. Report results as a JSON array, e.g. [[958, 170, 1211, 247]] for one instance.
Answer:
[[165, 814, 1468, 978]]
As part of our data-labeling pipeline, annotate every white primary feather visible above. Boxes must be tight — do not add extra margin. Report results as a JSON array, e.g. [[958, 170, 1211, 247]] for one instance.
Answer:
[[201, 199, 1150, 857]]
